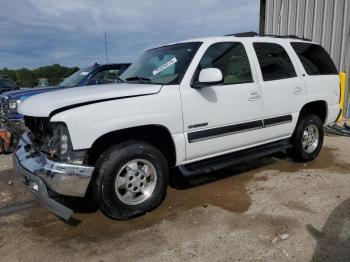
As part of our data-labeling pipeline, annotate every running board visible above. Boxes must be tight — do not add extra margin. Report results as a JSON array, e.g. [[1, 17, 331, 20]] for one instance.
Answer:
[[179, 140, 292, 177]]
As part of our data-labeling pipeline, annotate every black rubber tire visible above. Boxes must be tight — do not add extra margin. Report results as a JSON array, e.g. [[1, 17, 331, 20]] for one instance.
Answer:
[[289, 114, 324, 162], [93, 140, 169, 220], [344, 121, 350, 130]]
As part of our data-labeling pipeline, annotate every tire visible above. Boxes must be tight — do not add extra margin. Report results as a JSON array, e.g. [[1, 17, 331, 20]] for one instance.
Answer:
[[93, 140, 169, 220], [289, 114, 324, 162]]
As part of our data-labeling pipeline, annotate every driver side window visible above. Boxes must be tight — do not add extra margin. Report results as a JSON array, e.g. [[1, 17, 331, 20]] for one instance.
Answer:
[[89, 69, 120, 85], [197, 42, 253, 85]]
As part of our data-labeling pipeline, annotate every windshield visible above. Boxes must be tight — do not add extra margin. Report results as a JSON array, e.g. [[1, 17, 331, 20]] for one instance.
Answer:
[[0, 79, 16, 89], [58, 67, 93, 87], [120, 42, 202, 85]]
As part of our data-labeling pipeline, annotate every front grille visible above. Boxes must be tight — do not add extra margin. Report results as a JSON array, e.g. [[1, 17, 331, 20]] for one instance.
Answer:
[[24, 116, 51, 138], [0, 97, 10, 116], [24, 116, 51, 149]]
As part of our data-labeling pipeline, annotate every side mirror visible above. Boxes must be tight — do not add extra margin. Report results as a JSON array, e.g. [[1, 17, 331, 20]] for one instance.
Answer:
[[193, 68, 223, 88]]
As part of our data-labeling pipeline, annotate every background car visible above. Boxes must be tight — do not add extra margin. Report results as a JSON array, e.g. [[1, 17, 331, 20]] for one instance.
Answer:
[[0, 79, 18, 94], [0, 63, 131, 129]]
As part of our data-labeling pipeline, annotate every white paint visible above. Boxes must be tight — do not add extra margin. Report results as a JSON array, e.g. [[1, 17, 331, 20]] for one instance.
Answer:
[[19, 35, 340, 166]]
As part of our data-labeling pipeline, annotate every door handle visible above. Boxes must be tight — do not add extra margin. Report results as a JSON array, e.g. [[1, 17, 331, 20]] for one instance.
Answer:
[[293, 86, 303, 95], [248, 92, 261, 101]]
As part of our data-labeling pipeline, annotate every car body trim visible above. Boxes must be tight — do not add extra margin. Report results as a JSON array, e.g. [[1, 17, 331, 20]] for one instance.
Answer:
[[188, 120, 264, 143], [263, 114, 293, 127], [188, 114, 293, 143]]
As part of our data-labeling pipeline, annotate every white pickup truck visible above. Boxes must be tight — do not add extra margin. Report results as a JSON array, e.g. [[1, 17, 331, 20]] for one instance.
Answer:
[[14, 35, 340, 220]]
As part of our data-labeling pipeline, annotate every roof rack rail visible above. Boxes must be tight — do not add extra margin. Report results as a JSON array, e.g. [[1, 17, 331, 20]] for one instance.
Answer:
[[263, 34, 311, 41], [225, 32, 311, 41], [225, 31, 259, 37]]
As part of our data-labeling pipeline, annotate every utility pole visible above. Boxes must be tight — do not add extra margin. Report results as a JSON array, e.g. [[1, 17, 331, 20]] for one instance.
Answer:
[[104, 32, 109, 65]]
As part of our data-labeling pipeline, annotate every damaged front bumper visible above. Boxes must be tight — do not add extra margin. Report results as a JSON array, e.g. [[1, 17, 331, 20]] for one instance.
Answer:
[[13, 133, 94, 220]]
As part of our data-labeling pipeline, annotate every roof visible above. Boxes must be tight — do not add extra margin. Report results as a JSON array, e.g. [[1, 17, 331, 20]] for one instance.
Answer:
[[177, 35, 314, 45], [148, 33, 316, 52]]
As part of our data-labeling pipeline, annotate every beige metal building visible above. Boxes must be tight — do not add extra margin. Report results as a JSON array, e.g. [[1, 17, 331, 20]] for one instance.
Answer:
[[260, 0, 350, 113]]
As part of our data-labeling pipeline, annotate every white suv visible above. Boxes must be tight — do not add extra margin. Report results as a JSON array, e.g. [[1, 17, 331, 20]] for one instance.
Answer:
[[14, 35, 340, 220]]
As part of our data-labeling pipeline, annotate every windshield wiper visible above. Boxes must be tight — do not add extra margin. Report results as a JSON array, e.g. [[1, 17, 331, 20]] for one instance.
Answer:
[[125, 76, 151, 82], [116, 77, 124, 83]]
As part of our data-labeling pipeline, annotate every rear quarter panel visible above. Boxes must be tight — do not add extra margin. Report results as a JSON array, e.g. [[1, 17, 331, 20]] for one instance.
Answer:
[[287, 41, 340, 125], [305, 75, 340, 107]]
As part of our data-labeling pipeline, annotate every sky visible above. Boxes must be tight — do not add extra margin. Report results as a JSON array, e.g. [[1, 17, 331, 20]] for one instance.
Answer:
[[0, 0, 260, 69]]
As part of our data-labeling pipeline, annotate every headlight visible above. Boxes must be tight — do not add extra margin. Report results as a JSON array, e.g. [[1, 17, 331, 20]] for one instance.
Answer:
[[49, 122, 72, 160], [8, 99, 21, 110]]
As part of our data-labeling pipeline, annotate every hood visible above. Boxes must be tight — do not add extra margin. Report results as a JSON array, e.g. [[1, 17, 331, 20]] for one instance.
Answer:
[[0, 87, 17, 94], [18, 83, 162, 117], [3, 86, 60, 100]]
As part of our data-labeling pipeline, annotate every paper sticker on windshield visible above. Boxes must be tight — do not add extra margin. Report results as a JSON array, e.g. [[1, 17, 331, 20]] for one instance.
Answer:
[[80, 72, 89, 76], [152, 57, 177, 76]]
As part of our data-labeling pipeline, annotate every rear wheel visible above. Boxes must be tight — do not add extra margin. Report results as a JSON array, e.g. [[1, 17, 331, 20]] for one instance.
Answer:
[[93, 141, 169, 219], [289, 114, 324, 162]]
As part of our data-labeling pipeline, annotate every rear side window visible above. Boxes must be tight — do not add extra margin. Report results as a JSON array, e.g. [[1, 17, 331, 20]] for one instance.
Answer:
[[253, 42, 297, 81], [197, 42, 253, 85], [291, 42, 338, 75]]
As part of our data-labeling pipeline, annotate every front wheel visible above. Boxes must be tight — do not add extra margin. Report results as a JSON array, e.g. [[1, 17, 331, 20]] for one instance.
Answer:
[[289, 114, 324, 162], [93, 141, 169, 220]]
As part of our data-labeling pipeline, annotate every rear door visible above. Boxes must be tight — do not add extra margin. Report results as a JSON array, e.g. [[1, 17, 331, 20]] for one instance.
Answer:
[[250, 41, 307, 141]]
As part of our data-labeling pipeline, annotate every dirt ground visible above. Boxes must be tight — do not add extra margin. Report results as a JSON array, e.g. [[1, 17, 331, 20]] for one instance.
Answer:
[[1, 135, 350, 262]]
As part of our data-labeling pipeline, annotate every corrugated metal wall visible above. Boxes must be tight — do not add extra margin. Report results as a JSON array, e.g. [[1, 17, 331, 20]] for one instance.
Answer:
[[262, 0, 349, 71], [261, 0, 350, 112]]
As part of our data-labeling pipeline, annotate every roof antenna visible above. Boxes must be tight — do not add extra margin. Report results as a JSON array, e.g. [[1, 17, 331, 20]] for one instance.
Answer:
[[104, 32, 109, 65]]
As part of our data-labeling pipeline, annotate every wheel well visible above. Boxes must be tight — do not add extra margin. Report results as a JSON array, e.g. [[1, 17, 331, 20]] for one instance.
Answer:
[[299, 101, 327, 124], [86, 125, 176, 167]]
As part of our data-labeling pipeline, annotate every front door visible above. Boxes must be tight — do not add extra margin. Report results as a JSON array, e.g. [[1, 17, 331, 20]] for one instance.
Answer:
[[180, 41, 264, 162]]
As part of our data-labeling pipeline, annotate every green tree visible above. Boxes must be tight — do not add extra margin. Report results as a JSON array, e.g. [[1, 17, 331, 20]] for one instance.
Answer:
[[0, 64, 79, 87]]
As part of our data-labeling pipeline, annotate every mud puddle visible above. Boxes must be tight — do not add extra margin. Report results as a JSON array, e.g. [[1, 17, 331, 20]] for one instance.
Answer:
[[3, 145, 349, 244], [0, 169, 34, 209], [17, 159, 275, 244], [0, 201, 37, 216], [269, 146, 350, 174]]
